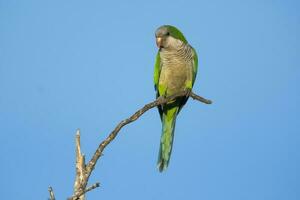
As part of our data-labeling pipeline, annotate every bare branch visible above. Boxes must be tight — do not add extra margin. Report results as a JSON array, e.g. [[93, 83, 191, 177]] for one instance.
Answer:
[[190, 92, 212, 104], [48, 186, 55, 200], [68, 183, 100, 200], [84, 183, 100, 195], [73, 130, 87, 200], [85, 90, 211, 176]]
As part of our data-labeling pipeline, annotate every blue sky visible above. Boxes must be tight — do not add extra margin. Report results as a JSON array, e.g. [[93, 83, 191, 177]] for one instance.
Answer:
[[1, 0, 299, 199]]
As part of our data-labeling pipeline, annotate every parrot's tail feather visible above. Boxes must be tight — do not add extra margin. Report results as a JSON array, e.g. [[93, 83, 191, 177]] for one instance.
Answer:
[[157, 107, 178, 172]]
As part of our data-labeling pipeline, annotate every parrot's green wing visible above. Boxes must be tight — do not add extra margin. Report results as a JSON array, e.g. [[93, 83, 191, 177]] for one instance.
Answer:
[[154, 51, 163, 120], [191, 47, 198, 87]]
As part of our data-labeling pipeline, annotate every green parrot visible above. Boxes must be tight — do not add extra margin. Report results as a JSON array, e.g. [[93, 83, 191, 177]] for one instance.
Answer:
[[154, 25, 198, 172]]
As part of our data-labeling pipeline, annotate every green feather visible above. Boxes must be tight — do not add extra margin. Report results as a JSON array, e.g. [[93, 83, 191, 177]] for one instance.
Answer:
[[157, 105, 178, 172], [153, 52, 161, 91], [163, 25, 188, 44], [191, 47, 198, 86], [154, 52, 163, 120]]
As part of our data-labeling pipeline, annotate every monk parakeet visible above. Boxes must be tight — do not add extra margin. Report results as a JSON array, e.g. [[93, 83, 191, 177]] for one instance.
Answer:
[[154, 25, 198, 172]]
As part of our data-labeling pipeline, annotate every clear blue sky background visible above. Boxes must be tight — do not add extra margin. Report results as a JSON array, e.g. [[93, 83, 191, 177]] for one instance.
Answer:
[[1, 0, 299, 199]]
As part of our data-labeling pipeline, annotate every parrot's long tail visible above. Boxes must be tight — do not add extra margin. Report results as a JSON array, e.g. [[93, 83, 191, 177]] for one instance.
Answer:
[[157, 106, 178, 172]]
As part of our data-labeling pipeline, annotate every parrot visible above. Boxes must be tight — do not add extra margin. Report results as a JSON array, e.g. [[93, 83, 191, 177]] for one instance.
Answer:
[[154, 25, 198, 172]]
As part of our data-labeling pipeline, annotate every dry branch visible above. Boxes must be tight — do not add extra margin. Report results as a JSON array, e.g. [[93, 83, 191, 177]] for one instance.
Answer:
[[48, 187, 55, 200], [68, 182, 100, 200], [73, 130, 87, 200], [49, 90, 212, 199]]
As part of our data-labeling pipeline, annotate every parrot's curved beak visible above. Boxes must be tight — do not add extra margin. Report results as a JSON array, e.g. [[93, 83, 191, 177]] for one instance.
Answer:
[[156, 37, 163, 48]]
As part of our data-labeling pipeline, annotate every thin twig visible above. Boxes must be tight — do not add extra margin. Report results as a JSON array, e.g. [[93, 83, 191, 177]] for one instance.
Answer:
[[48, 186, 55, 200], [190, 92, 212, 104], [84, 183, 100, 195], [85, 91, 211, 177], [68, 182, 100, 200]]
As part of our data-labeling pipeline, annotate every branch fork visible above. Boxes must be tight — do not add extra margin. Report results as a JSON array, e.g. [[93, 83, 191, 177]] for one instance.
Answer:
[[49, 91, 212, 199]]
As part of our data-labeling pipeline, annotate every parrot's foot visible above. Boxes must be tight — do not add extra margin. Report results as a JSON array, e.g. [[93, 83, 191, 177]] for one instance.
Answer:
[[184, 88, 192, 98], [156, 96, 166, 102]]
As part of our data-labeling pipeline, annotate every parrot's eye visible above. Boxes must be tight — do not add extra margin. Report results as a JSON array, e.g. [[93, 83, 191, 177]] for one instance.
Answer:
[[166, 32, 170, 36]]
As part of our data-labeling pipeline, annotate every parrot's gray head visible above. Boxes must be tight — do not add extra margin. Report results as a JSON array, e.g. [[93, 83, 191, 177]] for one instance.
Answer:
[[155, 25, 188, 50]]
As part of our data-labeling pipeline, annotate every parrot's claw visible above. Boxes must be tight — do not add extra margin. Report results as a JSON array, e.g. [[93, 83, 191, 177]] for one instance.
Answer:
[[184, 88, 192, 98], [156, 96, 165, 101]]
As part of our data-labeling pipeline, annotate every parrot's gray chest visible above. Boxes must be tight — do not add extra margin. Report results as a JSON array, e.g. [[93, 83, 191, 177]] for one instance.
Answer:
[[159, 45, 193, 95]]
